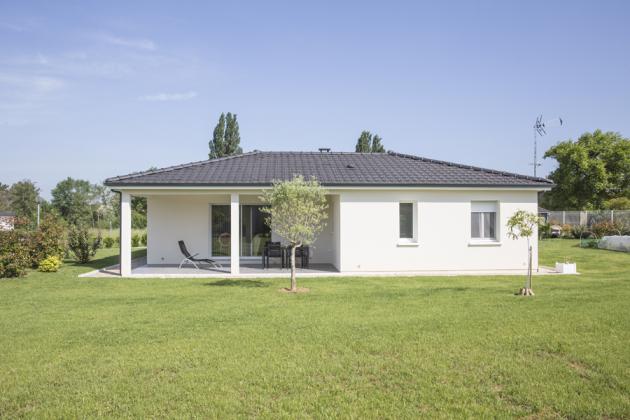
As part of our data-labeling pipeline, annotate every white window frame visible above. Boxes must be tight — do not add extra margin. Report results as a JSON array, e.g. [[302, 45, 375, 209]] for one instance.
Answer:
[[469, 201, 501, 245], [397, 201, 419, 246]]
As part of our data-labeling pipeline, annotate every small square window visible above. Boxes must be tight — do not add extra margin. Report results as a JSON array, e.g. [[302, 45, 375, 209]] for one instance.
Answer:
[[471, 202, 497, 240]]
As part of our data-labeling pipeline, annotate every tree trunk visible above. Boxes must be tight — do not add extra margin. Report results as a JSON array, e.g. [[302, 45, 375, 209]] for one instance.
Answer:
[[519, 238, 534, 296], [290, 244, 297, 292]]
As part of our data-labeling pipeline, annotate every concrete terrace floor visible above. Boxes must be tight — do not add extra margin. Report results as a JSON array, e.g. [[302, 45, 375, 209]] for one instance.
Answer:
[[80, 256, 561, 278]]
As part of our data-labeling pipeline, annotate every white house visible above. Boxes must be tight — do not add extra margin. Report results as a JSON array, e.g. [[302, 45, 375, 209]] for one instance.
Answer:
[[104, 151, 552, 277]]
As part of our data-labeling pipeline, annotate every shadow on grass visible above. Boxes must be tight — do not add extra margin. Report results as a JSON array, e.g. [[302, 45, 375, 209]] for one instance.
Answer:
[[203, 279, 269, 288], [65, 248, 147, 271]]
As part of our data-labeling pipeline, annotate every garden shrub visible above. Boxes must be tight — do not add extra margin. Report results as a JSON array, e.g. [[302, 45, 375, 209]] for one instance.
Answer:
[[68, 226, 102, 263], [570, 224, 588, 239], [0, 229, 31, 278], [103, 237, 115, 248], [28, 214, 66, 267], [538, 220, 551, 239], [38, 255, 62, 272], [591, 221, 624, 238], [131, 233, 141, 247], [141, 232, 147, 246]]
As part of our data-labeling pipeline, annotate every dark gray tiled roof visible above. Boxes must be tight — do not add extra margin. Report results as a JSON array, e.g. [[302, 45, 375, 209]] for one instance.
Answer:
[[105, 151, 553, 188]]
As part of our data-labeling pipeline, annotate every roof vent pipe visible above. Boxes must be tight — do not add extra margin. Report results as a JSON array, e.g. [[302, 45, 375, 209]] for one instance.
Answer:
[[318, 148, 331, 153]]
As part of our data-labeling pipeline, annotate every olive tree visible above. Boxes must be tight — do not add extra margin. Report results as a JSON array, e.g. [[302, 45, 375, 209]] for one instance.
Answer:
[[507, 210, 541, 296], [261, 176, 328, 292]]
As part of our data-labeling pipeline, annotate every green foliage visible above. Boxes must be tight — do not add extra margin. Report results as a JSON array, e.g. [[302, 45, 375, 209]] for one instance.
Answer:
[[0, 182, 11, 211], [38, 256, 62, 272], [131, 233, 141, 247], [131, 211, 147, 229], [355, 130, 386, 153], [28, 214, 66, 267], [591, 221, 625, 237], [209, 112, 242, 158], [570, 224, 589, 239], [542, 130, 630, 210], [141, 232, 147, 246], [538, 220, 551, 239], [506, 210, 540, 240], [67, 226, 101, 263], [0, 228, 30, 278], [51, 178, 94, 226], [9, 180, 40, 225], [103, 237, 115, 248], [603, 197, 630, 210]]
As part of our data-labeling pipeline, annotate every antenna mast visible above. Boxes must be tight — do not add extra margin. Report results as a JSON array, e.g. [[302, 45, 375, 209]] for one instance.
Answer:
[[531, 115, 563, 177]]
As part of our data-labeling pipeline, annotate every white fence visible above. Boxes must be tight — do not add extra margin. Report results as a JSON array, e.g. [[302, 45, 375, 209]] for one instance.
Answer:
[[545, 210, 630, 227]]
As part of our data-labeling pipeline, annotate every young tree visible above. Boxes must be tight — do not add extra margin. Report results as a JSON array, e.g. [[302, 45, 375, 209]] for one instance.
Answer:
[[542, 130, 630, 209], [209, 112, 243, 158], [10, 180, 40, 224], [261, 176, 328, 292], [355, 130, 386, 153], [507, 210, 541, 296]]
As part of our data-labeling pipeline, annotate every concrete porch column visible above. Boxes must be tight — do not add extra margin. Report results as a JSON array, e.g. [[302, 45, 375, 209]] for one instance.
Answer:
[[120, 191, 132, 276], [230, 192, 240, 274]]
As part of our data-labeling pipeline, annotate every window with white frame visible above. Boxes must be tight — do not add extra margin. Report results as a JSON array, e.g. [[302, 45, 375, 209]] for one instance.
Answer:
[[471, 201, 498, 240], [398, 202, 419, 244]]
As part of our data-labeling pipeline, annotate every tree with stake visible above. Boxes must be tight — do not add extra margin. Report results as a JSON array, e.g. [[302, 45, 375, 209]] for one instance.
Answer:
[[507, 210, 542, 296], [261, 176, 328, 292]]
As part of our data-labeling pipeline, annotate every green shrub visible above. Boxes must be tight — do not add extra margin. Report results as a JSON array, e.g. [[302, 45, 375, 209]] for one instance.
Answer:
[[132, 212, 147, 229], [103, 237, 115, 248], [570, 224, 588, 239], [28, 214, 66, 267], [591, 221, 624, 238], [38, 255, 62, 272], [538, 220, 551, 239], [141, 232, 147, 246], [0, 229, 31, 278], [131, 233, 141, 247], [68, 226, 102, 264]]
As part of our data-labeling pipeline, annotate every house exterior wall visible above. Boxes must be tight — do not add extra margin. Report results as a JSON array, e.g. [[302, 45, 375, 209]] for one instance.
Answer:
[[0, 215, 15, 231], [337, 189, 538, 272]]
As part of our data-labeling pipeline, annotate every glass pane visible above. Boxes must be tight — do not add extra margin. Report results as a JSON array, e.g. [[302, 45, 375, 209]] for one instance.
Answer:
[[484, 212, 496, 239], [250, 206, 271, 256], [241, 206, 252, 256], [471, 212, 481, 238], [399, 203, 413, 239], [211, 205, 230, 256]]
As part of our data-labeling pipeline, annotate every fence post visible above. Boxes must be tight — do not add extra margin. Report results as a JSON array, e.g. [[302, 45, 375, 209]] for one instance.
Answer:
[[562, 211, 566, 224], [611, 210, 614, 223]]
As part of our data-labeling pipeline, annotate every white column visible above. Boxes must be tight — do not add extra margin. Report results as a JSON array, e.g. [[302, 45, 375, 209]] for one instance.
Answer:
[[230, 192, 240, 274], [120, 191, 132, 276]]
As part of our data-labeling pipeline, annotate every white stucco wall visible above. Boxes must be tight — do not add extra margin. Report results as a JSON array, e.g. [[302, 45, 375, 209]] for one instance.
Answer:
[[337, 189, 539, 272]]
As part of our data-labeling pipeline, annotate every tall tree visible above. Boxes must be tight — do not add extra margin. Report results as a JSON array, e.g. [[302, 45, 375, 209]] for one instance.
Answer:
[[261, 176, 328, 292], [355, 131, 386, 153], [209, 112, 242, 158], [542, 130, 630, 210], [51, 178, 94, 226], [10, 180, 40, 223], [0, 183, 11, 211]]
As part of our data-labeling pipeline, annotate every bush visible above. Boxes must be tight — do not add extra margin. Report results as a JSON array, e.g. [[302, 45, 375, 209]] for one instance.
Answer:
[[132, 212, 147, 229], [538, 220, 551, 239], [103, 237, 115, 248], [38, 255, 62, 272], [141, 232, 147, 246], [570, 224, 588, 239], [603, 197, 630, 210], [131, 233, 141, 247], [68, 226, 102, 263], [28, 214, 66, 267], [591, 221, 624, 238], [0, 229, 31, 278]]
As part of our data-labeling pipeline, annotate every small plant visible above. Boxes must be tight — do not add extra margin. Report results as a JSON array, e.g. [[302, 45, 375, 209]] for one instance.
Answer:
[[591, 221, 623, 238], [538, 220, 551, 239], [38, 256, 62, 272], [563, 256, 573, 264], [141, 232, 147, 246], [67, 226, 102, 264], [507, 210, 541, 296], [103, 236, 115, 248], [570, 224, 588, 239], [131, 233, 141, 247]]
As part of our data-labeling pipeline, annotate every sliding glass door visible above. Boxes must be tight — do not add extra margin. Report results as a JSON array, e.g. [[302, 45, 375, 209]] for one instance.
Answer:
[[210, 205, 270, 257]]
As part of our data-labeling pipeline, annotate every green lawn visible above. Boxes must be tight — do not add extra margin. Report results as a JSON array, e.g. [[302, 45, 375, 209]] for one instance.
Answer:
[[0, 241, 628, 418]]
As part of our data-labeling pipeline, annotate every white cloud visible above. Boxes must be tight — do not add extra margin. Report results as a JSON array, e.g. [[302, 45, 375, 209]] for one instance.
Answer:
[[99, 34, 156, 51], [138, 91, 198, 101], [0, 73, 65, 93]]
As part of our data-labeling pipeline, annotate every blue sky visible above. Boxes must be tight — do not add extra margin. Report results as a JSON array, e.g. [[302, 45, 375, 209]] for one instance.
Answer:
[[1, 1, 629, 198]]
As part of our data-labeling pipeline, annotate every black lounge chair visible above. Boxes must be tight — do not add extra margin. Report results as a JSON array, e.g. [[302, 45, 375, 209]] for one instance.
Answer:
[[178, 240, 222, 269]]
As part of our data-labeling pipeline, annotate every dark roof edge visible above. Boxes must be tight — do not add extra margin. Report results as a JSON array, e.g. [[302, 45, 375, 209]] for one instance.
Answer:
[[104, 151, 262, 183], [386, 151, 553, 184], [104, 181, 554, 189]]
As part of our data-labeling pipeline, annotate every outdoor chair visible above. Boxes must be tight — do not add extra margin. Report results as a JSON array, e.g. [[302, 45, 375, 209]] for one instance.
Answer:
[[178, 240, 222, 269], [263, 242, 284, 268], [291, 245, 310, 268]]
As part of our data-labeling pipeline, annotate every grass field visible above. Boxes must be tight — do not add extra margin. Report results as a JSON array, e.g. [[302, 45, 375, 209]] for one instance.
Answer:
[[0, 240, 628, 418]]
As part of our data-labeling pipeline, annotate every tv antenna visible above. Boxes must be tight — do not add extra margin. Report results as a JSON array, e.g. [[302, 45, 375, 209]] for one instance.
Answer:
[[531, 115, 563, 177]]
